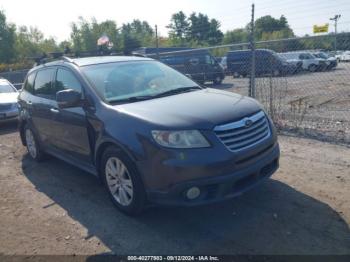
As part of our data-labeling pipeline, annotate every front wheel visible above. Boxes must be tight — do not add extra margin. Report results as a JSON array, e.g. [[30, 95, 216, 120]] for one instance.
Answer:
[[213, 76, 223, 85], [101, 147, 146, 215]]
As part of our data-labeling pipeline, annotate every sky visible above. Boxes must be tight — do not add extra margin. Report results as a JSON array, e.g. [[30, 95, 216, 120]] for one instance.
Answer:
[[1, 0, 350, 42]]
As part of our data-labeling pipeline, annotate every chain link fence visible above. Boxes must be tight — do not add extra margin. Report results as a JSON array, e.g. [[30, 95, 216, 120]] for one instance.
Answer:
[[139, 33, 350, 144], [1, 34, 350, 144], [0, 69, 29, 89]]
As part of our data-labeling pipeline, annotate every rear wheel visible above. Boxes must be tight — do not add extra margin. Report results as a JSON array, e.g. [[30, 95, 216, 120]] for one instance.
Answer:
[[24, 125, 45, 161], [272, 69, 280, 77], [213, 76, 222, 85], [101, 146, 146, 215], [233, 72, 240, 78], [308, 64, 317, 72]]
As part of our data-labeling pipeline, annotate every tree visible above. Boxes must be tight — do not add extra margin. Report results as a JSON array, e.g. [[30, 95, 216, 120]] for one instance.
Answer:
[[70, 17, 121, 52], [185, 12, 223, 46], [254, 15, 294, 40], [223, 28, 249, 44], [207, 19, 224, 45], [14, 25, 59, 60], [121, 20, 154, 54], [167, 11, 189, 45], [0, 10, 16, 63]]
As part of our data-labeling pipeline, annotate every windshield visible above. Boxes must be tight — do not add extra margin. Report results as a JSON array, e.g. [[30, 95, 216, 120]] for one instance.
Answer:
[[276, 53, 287, 62], [0, 83, 16, 93], [315, 52, 328, 59], [82, 61, 200, 103]]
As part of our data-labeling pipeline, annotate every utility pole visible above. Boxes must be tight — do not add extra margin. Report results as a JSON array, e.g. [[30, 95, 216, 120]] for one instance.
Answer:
[[330, 14, 341, 52], [249, 3, 256, 98], [155, 24, 159, 59]]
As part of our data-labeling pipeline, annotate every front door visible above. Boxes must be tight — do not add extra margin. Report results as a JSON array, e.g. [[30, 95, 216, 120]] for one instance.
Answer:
[[50, 68, 92, 163]]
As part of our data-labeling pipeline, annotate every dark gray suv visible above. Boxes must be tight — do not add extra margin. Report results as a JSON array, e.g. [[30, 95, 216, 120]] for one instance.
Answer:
[[18, 56, 280, 215]]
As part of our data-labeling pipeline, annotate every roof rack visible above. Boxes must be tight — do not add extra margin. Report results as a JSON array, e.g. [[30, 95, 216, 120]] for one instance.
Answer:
[[30, 47, 124, 66]]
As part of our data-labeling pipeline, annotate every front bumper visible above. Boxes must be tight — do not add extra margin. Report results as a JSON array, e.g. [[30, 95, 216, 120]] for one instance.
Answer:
[[0, 107, 19, 122], [147, 141, 280, 206]]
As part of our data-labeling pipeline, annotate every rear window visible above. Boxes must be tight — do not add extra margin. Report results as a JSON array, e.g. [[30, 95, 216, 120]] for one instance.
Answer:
[[228, 51, 250, 60], [0, 81, 16, 93], [34, 68, 56, 99], [24, 72, 36, 94]]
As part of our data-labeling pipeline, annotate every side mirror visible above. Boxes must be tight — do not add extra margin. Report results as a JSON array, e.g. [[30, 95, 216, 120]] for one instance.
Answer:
[[56, 89, 82, 109]]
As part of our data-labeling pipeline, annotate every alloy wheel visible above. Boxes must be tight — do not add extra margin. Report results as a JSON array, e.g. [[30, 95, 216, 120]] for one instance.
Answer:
[[105, 157, 134, 206], [25, 129, 37, 159]]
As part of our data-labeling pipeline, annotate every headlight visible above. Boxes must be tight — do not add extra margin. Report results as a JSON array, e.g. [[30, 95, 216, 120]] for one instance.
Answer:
[[151, 130, 210, 148]]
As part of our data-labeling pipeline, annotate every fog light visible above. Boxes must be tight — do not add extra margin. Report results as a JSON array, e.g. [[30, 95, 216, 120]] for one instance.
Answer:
[[186, 187, 201, 200]]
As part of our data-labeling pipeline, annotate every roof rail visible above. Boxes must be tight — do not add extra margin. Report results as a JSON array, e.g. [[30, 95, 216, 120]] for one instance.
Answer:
[[29, 47, 124, 67], [62, 56, 74, 63]]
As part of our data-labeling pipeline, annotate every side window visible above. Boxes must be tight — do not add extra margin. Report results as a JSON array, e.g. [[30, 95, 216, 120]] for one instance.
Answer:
[[55, 69, 82, 94], [34, 68, 56, 99], [24, 72, 36, 94], [189, 58, 199, 65], [205, 55, 211, 65]]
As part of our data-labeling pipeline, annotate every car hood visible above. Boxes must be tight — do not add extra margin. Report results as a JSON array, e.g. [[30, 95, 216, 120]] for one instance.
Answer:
[[116, 88, 262, 129], [0, 93, 18, 104]]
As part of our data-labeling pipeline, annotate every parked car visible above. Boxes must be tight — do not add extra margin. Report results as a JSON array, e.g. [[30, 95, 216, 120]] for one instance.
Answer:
[[18, 56, 280, 215], [339, 51, 350, 62], [283, 52, 325, 72], [312, 51, 337, 70], [0, 78, 19, 122], [133, 47, 225, 85], [219, 56, 228, 74], [226, 49, 297, 77], [277, 53, 303, 73], [334, 51, 344, 62]]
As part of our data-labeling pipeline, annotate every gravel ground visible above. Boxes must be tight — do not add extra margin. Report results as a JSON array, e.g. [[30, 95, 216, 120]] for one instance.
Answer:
[[0, 122, 349, 255]]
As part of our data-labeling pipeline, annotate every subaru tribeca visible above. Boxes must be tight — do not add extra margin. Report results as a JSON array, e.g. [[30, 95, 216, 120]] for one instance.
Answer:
[[18, 56, 280, 215]]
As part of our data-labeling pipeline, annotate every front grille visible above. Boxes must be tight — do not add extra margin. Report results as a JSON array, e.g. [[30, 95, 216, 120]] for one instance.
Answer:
[[0, 103, 12, 111], [214, 111, 270, 152]]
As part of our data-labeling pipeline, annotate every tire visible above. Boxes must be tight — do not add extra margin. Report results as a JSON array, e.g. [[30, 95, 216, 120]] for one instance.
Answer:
[[213, 76, 222, 85], [308, 64, 317, 72], [24, 125, 45, 161], [233, 72, 240, 78], [101, 146, 146, 215], [272, 69, 280, 77]]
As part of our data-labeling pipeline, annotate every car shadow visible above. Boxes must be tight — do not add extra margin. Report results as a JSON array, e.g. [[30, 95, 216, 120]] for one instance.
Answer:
[[0, 121, 18, 135], [21, 154, 350, 255]]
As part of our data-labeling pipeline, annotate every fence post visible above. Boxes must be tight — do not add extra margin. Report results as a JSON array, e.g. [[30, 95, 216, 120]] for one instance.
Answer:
[[155, 24, 159, 59], [249, 3, 256, 98]]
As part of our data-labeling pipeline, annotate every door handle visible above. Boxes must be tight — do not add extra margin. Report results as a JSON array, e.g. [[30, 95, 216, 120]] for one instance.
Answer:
[[27, 101, 32, 105], [50, 108, 59, 113]]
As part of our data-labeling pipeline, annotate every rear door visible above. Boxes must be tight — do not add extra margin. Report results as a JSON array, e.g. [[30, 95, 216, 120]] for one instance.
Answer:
[[30, 68, 56, 146]]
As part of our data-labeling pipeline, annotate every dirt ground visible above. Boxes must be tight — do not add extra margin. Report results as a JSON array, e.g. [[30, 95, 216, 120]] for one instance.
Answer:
[[0, 121, 349, 255]]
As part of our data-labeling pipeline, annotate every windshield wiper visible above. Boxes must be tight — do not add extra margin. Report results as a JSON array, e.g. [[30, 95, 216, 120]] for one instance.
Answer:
[[108, 86, 202, 104], [109, 95, 155, 104], [153, 86, 202, 98]]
